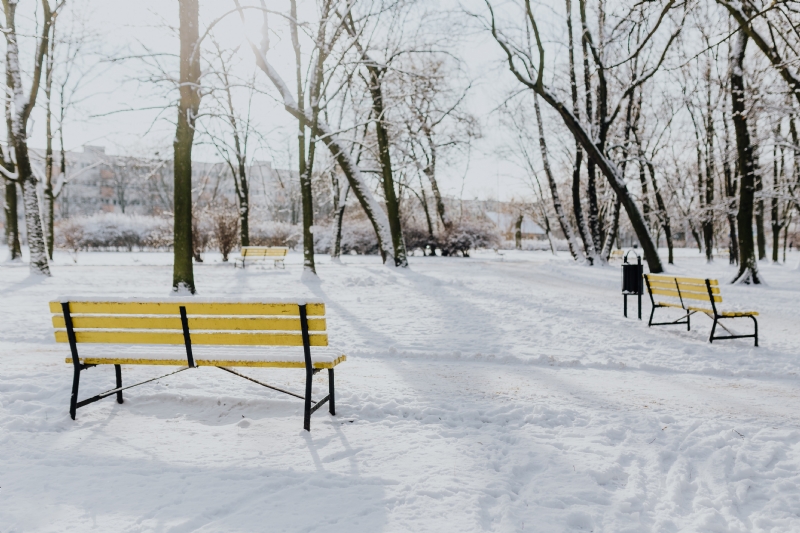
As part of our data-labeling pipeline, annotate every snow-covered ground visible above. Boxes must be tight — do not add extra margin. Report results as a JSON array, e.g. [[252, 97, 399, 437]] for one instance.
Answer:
[[2, 247, 799, 532]]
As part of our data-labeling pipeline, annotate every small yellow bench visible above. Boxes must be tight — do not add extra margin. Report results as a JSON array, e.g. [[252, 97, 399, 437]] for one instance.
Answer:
[[51, 298, 346, 430], [235, 246, 288, 269], [609, 249, 624, 261], [643, 274, 758, 346]]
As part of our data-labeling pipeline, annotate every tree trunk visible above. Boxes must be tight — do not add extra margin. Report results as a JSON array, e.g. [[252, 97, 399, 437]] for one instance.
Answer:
[[703, 59, 716, 263], [43, 14, 56, 260], [173, 0, 201, 293], [533, 92, 584, 261], [4, 0, 52, 276], [422, 135, 450, 232], [366, 65, 407, 267], [289, 0, 315, 274], [646, 161, 674, 264], [331, 177, 349, 261], [722, 98, 738, 264], [754, 167, 766, 260], [730, 31, 761, 284], [3, 178, 20, 259], [515, 213, 523, 249], [566, 0, 595, 262]]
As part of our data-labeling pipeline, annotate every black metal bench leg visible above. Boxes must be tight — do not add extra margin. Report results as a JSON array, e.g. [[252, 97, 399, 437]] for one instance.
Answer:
[[304, 368, 313, 431], [302, 367, 312, 432], [687, 312, 691, 331], [115, 364, 124, 404], [328, 369, 335, 416], [69, 365, 81, 420], [648, 306, 655, 327], [752, 316, 758, 347], [709, 316, 718, 343]]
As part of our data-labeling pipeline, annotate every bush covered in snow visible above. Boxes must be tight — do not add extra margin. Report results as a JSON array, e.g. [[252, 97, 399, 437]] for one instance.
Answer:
[[499, 238, 571, 252], [438, 220, 501, 257], [250, 221, 301, 249], [55, 213, 173, 252]]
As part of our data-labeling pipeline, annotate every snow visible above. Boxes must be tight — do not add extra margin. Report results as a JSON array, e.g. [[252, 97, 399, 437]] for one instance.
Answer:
[[2, 247, 800, 531]]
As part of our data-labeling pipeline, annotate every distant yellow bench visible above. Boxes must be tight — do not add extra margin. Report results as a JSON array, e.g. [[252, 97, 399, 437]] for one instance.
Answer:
[[50, 299, 345, 430], [643, 274, 758, 346], [609, 249, 624, 262], [235, 246, 288, 269]]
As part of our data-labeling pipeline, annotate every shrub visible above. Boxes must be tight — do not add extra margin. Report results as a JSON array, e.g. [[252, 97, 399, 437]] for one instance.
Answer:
[[55, 213, 173, 252], [250, 221, 301, 248], [208, 200, 240, 261], [439, 220, 501, 257]]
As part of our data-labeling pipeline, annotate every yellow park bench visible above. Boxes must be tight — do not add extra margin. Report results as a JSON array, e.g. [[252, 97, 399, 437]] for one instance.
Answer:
[[609, 249, 624, 262], [643, 274, 758, 346], [235, 246, 288, 269], [50, 298, 346, 430]]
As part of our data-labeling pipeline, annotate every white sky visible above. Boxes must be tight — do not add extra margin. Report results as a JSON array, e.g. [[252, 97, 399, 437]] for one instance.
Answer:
[[15, 0, 538, 202]]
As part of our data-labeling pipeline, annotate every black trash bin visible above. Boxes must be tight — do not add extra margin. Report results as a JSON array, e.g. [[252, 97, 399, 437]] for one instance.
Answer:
[[621, 250, 643, 319]]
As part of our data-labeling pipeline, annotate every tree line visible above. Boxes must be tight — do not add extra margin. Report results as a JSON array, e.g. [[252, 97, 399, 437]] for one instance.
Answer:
[[2, 0, 799, 291]]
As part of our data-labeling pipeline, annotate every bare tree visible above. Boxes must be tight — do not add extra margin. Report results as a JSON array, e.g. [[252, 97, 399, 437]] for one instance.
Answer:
[[233, 0, 396, 265], [1, 0, 62, 276]]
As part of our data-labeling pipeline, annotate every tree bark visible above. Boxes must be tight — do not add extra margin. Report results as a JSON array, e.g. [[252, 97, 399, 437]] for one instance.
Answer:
[[366, 65, 408, 267], [730, 31, 761, 284], [3, 178, 20, 259], [42, 12, 59, 260], [754, 162, 766, 260], [173, 0, 201, 293], [703, 62, 716, 263], [422, 130, 450, 232], [722, 96, 739, 264], [566, 0, 595, 261], [533, 92, 584, 261], [3, 0, 53, 276]]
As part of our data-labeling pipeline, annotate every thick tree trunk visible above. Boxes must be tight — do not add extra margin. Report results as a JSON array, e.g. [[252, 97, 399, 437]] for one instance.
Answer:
[[173, 0, 201, 293], [533, 92, 584, 261], [730, 31, 761, 284], [4, 0, 52, 276], [514, 213, 523, 249]]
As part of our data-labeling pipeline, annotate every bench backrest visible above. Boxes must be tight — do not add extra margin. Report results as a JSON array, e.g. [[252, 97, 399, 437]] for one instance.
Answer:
[[50, 300, 327, 347], [241, 247, 288, 258], [644, 274, 721, 307]]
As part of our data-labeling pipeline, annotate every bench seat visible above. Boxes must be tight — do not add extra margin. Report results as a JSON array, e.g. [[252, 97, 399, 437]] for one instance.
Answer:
[[685, 307, 758, 318], [65, 346, 346, 368]]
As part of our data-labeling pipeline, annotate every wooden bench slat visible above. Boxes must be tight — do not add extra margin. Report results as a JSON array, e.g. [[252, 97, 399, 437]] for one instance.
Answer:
[[52, 315, 327, 332], [49, 301, 325, 316], [66, 354, 346, 369], [646, 274, 718, 286], [648, 279, 721, 295], [55, 330, 329, 346], [649, 287, 721, 302]]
